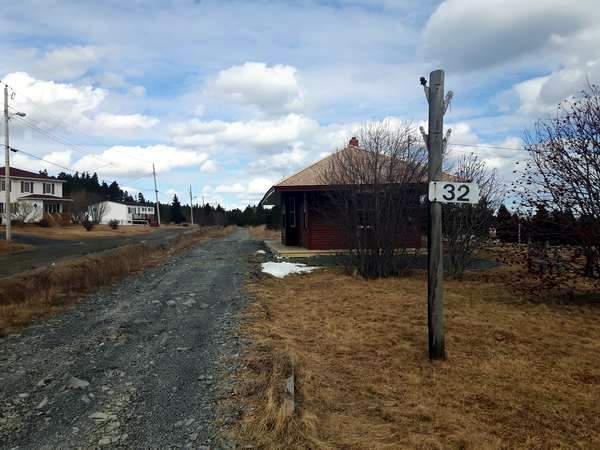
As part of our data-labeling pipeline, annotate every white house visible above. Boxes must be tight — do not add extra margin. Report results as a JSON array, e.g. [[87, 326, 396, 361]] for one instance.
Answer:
[[0, 167, 71, 222], [89, 200, 156, 225]]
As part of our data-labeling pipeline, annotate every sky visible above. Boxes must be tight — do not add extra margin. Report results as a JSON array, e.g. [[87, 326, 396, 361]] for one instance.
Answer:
[[1, 0, 598, 209]]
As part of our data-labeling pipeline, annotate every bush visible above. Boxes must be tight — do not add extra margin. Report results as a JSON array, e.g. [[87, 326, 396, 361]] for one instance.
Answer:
[[108, 219, 119, 230], [39, 217, 50, 228], [82, 219, 94, 231]]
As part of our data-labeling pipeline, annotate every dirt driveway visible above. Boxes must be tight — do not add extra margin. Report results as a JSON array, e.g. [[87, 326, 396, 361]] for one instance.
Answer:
[[0, 228, 189, 278], [0, 228, 260, 449]]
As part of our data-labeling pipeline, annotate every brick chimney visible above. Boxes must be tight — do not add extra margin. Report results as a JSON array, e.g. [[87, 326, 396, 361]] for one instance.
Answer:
[[349, 136, 359, 147]]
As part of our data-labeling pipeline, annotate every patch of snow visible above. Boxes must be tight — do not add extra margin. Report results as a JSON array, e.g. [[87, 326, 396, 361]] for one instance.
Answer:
[[261, 262, 319, 278], [256, 250, 266, 254]]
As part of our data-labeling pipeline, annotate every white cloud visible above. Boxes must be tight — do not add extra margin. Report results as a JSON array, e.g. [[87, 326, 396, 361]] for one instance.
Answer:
[[36, 46, 102, 80], [200, 159, 217, 172], [90, 113, 159, 130], [170, 113, 319, 151], [208, 62, 304, 114], [422, 0, 597, 71], [4, 72, 106, 124], [215, 183, 245, 193], [72, 145, 208, 177], [12, 150, 73, 175], [247, 177, 273, 194]]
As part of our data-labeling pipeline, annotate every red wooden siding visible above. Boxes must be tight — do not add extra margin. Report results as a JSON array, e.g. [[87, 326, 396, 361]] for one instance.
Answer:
[[280, 190, 425, 251]]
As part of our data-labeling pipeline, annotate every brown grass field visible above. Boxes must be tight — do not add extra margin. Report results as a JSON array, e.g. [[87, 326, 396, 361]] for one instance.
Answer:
[[232, 265, 600, 449], [0, 226, 234, 336], [248, 225, 281, 241], [3, 223, 168, 240]]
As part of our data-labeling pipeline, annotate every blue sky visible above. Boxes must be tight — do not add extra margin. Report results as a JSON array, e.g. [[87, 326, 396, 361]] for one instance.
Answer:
[[1, 0, 598, 208]]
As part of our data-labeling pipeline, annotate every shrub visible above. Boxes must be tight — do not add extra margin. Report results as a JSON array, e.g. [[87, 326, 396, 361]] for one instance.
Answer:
[[108, 219, 119, 230], [38, 217, 50, 228], [82, 219, 94, 231]]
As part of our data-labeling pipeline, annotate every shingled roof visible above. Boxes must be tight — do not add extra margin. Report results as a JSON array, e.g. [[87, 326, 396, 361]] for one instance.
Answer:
[[0, 167, 64, 181], [261, 137, 458, 206]]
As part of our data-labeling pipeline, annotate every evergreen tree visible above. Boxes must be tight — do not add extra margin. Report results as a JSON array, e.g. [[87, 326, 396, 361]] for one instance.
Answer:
[[495, 204, 518, 242], [170, 194, 185, 224]]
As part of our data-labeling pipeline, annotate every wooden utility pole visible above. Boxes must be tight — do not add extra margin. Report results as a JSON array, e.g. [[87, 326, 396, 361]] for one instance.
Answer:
[[422, 69, 451, 360], [152, 163, 161, 226], [189, 184, 194, 226], [4, 85, 11, 241]]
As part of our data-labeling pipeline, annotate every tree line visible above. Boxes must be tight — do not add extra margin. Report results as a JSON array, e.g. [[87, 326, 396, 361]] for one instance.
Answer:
[[54, 171, 281, 228]]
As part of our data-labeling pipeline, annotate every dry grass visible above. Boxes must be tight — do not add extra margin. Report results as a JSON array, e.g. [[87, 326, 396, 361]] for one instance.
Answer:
[[5, 223, 165, 240], [248, 225, 281, 241], [233, 266, 600, 449], [0, 240, 32, 255], [0, 226, 234, 336]]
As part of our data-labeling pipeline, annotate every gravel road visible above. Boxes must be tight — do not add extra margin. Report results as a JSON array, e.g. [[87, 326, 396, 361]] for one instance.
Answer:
[[0, 228, 260, 449]]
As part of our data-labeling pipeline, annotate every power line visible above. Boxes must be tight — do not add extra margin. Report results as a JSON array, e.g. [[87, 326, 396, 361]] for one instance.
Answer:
[[448, 142, 528, 153], [5, 84, 154, 167], [9, 146, 155, 193], [9, 146, 79, 173]]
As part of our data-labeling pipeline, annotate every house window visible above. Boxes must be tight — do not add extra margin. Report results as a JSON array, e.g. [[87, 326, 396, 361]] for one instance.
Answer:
[[0, 203, 3, 213], [128, 207, 135, 214], [43, 183, 55, 194], [289, 197, 296, 228], [21, 181, 32, 193], [0, 180, 5, 191]]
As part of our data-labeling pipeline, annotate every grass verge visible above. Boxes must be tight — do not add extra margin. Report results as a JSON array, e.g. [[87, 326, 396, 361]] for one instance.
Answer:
[[6, 223, 166, 240], [232, 266, 600, 449], [248, 225, 281, 241], [0, 240, 32, 255], [0, 226, 234, 336]]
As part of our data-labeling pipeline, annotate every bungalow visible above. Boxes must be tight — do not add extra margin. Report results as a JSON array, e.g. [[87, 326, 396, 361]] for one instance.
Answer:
[[260, 138, 428, 251], [0, 167, 72, 223], [89, 200, 156, 225]]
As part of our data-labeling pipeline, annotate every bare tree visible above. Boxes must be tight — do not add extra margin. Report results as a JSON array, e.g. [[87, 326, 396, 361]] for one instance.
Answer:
[[71, 190, 106, 224], [89, 201, 108, 224], [443, 154, 501, 278], [11, 202, 36, 224], [319, 121, 428, 278], [518, 83, 600, 277]]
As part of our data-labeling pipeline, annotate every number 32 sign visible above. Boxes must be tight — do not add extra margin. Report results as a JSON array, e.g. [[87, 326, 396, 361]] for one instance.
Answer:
[[428, 181, 480, 204]]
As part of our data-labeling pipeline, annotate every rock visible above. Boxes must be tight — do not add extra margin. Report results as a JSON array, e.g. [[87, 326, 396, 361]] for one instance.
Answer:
[[174, 419, 185, 428], [98, 437, 112, 446], [89, 412, 110, 421], [176, 347, 191, 352], [185, 418, 195, 426], [166, 300, 176, 306], [36, 397, 48, 409], [66, 376, 90, 390], [18, 393, 29, 399], [200, 303, 209, 309], [36, 375, 53, 388], [189, 432, 198, 441], [80, 394, 91, 404]]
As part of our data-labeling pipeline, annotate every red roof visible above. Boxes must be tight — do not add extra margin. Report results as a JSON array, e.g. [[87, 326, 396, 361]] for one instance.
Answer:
[[0, 167, 63, 181]]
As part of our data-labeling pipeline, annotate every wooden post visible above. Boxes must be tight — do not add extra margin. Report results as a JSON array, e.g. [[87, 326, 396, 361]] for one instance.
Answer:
[[427, 70, 446, 360]]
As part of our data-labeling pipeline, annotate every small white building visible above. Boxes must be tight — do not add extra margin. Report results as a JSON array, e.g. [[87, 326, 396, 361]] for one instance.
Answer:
[[0, 167, 72, 222], [89, 201, 156, 225]]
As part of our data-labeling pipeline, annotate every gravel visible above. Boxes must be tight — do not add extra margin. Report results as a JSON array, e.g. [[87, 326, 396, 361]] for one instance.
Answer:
[[0, 228, 259, 449]]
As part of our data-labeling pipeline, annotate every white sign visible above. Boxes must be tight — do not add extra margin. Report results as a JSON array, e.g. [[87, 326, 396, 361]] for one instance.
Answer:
[[428, 181, 480, 204]]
